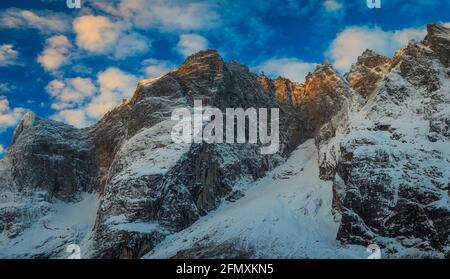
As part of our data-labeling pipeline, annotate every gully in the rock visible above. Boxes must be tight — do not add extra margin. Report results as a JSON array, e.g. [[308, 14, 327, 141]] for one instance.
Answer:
[[171, 100, 280, 155]]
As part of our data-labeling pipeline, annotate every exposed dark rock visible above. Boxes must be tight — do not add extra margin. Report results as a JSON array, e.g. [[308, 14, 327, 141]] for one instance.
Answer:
[[330, 24, 450, 257], [7, 113, 96, 201], [1, 25, 450, 259]]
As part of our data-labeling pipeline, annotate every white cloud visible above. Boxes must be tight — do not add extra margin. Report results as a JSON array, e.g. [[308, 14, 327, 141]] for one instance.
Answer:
[[328, 25, 428, 72], [73, 15, 124, 54], [392, 27, 427, 46], [73, 15, 150, 59], [0, 8, 70, 34], [114, 32, 151, 59], [46, 77, 96, 110], [0, 83, 14, 93], [0, 96, 27, 132], [94, 0, 219, 31], [254, 58, 317, 83], [0, 44, 19, 67], [142, 59, 176, 78], [176, 34, 209, 57], [50, 68, 139, 128], [38, 35, 72, 71], [324, 0, 343, 12], [85, 67, 138, 118], [52, 109, 90, 129]]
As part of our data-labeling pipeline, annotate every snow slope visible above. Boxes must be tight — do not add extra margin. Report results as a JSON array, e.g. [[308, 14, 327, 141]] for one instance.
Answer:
[[145, 140, 368, 259], [0, 193, 99, 259], [110, 119, 191, 182]]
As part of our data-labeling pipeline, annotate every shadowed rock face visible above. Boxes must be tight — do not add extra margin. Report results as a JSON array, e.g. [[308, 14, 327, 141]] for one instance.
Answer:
[[425, 24, 450, 67], [1, 48, 357, 258], [90, 50, 358, 258], [324, 24, 450, 257], [1, 24, 449, 259], [89, 51, 286, 258], [7, 113, 96, 200]]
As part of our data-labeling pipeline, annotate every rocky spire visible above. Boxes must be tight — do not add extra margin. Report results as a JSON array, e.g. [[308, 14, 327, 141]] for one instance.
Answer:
[[176, 49, 225, 80], [11, 112, 35, 146], [2, 31, 449, 259], [258, 71, 275, 96], [424, 23, 450, 67], [345, 49, 392, 98]]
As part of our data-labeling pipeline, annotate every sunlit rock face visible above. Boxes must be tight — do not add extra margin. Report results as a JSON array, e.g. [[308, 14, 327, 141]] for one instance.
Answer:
[[0, 25, 449, 259], [346, 49, 392, 98], [90, 49, 360, 258]]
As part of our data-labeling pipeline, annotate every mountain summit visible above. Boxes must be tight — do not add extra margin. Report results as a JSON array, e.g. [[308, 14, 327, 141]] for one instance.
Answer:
[[1, 24, 449, 259]]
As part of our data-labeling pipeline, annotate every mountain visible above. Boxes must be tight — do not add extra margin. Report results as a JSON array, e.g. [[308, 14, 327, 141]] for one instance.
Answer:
[[0, 24, 449, 259], [328, 24, 450, 258]]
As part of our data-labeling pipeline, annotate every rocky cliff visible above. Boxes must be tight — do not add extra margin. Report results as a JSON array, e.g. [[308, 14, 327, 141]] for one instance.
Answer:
[[323, 23, 450, 258], [0, 24, 449, 259]]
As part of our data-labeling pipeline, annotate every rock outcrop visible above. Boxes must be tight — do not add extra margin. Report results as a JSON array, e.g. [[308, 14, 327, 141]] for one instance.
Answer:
[[346, 49, 392, 98], [1, 24, 449, 259], [8, 112, 96, 200], [321, 24, 450, 258]]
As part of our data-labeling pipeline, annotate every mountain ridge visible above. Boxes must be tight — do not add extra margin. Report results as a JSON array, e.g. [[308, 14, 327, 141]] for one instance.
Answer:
[[0, 23, 449, 259]]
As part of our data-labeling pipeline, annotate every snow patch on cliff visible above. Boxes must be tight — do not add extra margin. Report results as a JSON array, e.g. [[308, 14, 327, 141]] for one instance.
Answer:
[[0, 193, 99, 259], [145, 140, 367, 259], [112, 119, 190, 182]]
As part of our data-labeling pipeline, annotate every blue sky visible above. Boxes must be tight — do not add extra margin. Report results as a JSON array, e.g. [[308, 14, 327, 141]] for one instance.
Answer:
[[0, 0, 449, 156]]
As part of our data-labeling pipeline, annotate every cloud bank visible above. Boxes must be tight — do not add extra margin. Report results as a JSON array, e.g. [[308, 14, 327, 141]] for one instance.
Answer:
[[254, 58, 317, 83]]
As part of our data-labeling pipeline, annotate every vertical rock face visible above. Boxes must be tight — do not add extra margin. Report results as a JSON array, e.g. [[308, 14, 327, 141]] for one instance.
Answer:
[[90, 50, 289, 258], [258, 73, 275, 96], [326, 24, 450, 258], [260, 62, 362, 140], [1, 25, 449, 259], [91, 50, 357, 258], [299, 63, 361, 138], [7, 112, 96, 200], [259, 64, 363, 182], [346, 49, 392, 98], [271, 77, 305, 107], [425, 24, 450, 67]]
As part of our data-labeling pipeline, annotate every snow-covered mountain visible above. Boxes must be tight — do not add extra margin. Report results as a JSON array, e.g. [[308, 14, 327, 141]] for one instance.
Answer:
[[0, 24, 449, 259]]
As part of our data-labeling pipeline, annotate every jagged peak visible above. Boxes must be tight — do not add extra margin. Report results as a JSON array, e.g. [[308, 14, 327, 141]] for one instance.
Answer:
[[258, 72, 273, 85], [173, 49, 226, 82], [258, 61, 342, 90], [10, 112, 36, 146], [9, 111, 83, 147], [273, 76, 291, 83], [360, 49, 382, 59], [426, 23, 450, 41], [315, 61, 335, 72], [345, 49, 392, 86], [256, 73, 302, 89], [19, 112, 36, 127], [354, 49, 391, 67], [181, 49, 224, 67], [307, 61, 339, 81], [421, 23, 450, 67], [258, 71, 268, 78]]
